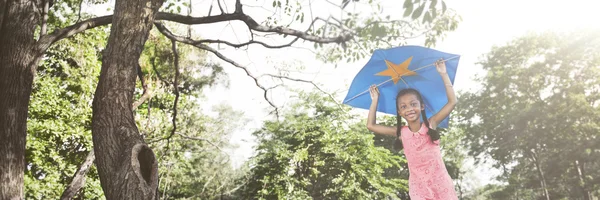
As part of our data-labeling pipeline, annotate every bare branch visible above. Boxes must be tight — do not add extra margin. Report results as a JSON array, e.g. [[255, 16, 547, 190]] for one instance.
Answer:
[[216, 0, 225, 14], [187, 0, 192, 38], [193, 15, 318, 50], [155, 22, 280, 118], [132, 91, 152, 110], [40, 0, 49, 36], [234, 0, 242, 13], [36, 8, 354, 54], [176, 133, 224, 152], [150, 47, 172, 86], [314, 17, 422, 47], [262, 73, 341, 106], [155, 12, 352, 44], [185, 37, 300, 49], [266, 84, 284, 91], [77, 0, 83, 22], [133, 64, 152, 110], [60, 150, 95, 200], [168, 39, 181, 142], [36, 15, 112, 53]]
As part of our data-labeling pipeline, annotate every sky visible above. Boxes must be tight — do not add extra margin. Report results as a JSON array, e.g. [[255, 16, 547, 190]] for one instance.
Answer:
[[190, 0, 600, 187], [88, 0, 600, 189]]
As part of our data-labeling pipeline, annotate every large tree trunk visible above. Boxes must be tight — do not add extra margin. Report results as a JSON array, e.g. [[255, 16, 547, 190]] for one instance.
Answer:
[[91, 0, 164, 199], [0, 0, 40, 199], [62, 77, 152, 199]]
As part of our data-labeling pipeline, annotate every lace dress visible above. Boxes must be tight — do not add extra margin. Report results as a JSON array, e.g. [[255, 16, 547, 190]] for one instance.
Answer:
[[400, 123, 458, 200]]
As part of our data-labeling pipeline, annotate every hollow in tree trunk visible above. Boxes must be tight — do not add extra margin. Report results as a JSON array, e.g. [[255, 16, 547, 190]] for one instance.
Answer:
[[90, 0, 164, 198]]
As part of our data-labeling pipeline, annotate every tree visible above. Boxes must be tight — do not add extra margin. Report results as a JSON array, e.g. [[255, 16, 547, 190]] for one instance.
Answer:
[[152, 104, 248, 200], [457, 30, 600, 200], [237, 92, 407, 199], [23, 18, 229, 198], [1, 0, 459, 198], [25, 23, 107, 200]]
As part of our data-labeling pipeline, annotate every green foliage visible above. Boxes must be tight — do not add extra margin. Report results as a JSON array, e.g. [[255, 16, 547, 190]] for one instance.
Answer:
[[401, 0, 448, 23], [375, 115, 468, 197], [315, 0, 460, 63], [141, 28, 226, 96], [27, 23, 108, 200], [24, 0, 463, 198], [256, 0, 460, 63], [161, 0, 189, 14], [458, 30, 600, 199], [237, 92, 408, 199], [27, 17, 231, 199], [134, 28, 241, 200], [152, 102, 248, 200]]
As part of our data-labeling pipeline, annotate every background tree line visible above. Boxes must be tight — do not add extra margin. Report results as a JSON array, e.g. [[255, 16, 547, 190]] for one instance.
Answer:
[[1, 0, 599, 199]]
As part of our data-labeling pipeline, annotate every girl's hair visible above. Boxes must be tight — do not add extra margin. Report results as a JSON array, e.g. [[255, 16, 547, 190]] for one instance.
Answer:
[[393, 88, 440, 150]]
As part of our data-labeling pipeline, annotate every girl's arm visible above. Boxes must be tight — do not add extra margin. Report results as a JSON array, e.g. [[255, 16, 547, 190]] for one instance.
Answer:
[[428, 59, 458, 128], [366, 85, 397, 137]]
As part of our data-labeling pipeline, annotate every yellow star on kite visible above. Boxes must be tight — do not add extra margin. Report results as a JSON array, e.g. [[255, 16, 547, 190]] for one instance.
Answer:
[[375, 56, 417, 84]]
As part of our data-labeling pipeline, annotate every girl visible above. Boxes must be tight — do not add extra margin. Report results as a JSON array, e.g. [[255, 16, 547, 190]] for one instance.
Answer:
[[366, 59, 458, 200]]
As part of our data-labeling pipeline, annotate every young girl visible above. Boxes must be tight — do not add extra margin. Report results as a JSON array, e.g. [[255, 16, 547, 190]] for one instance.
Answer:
[[366, 59, 458, 200]]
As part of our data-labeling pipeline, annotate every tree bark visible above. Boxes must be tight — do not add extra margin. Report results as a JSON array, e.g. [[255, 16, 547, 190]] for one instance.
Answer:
[[91, 0, 164, 199], [575, 160, 592, 200], [0, 0, 41, 199], [61, 76, 152, 199], [528, 149, 550, 200], [60, 150, 95, 200]]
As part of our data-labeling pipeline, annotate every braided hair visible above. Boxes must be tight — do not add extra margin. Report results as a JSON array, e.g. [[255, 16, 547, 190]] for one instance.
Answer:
[[393, 88, 441, 150]]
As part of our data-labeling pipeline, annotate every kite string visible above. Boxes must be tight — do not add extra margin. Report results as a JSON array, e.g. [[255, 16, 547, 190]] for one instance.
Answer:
[[342, 55, 460, 104]]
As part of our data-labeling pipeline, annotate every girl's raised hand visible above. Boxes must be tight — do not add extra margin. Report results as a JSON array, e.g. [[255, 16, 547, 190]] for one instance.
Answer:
[[435, 58, 447, 74], [369, 84, 380, 101]]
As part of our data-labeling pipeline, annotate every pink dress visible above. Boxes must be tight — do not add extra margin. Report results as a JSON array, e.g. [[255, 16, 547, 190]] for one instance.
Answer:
[[400, 123, 458, 200]]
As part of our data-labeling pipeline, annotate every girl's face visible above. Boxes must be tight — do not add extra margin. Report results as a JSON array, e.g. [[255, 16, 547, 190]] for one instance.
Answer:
[[397, 93, 424, 122]]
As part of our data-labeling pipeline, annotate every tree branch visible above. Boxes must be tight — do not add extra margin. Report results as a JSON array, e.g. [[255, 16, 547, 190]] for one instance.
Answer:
[[216, 0, 225, 14], [61, 75, 159, 198], [40, 0, 49, 36], [133, 64, 152, 110], [234, 0, 242, 13], [150, 47, 172, 86], [76, 0, 83, 22], [36, 8, 354, 55], [36, 15, 112, 53], [60, 150, 95, 200], [155, 22, 280, 118], [176, 133, 224, 152], [182, 37, 300, 49], [168, 39, 181, 141], [261, 74, 342, 106]]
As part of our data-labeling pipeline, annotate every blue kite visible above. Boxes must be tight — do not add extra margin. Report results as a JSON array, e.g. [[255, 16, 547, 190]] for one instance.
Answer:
[[343, 45, 460, 128]]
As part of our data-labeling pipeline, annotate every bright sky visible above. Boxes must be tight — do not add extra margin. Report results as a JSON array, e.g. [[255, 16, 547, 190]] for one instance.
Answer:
[[89, 0, 600, 189], [192, 0, 600, 187]]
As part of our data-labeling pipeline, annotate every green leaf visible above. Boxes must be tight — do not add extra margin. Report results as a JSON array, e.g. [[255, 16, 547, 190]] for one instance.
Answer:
[[442, 0, 447, 13], [403, 0, 413, 17], [430, 0, 438, 9], [411, 3, 425, 19], [423, 11, 432, 23]]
